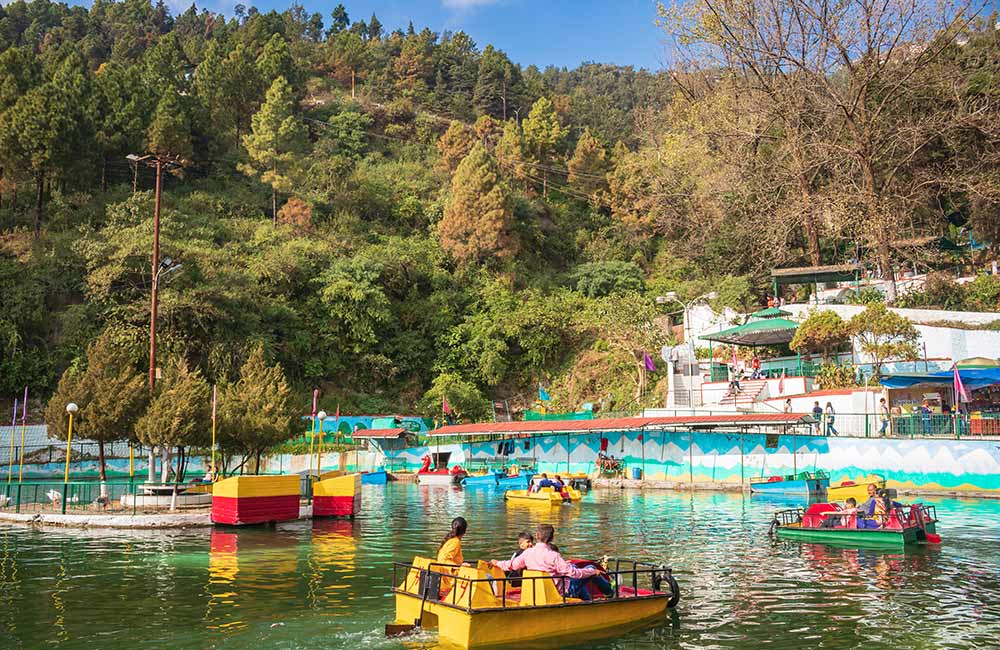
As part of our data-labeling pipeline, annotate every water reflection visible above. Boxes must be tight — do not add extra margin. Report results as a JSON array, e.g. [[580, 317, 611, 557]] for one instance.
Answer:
[[0, 488, 999, 650]]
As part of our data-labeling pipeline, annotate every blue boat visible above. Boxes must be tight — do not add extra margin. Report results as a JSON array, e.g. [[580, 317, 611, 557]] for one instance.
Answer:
[[497, 474, 532, 490], [461, 472, 504, 488], [361, 469, 388, 485], [750, 471, 829, 496]]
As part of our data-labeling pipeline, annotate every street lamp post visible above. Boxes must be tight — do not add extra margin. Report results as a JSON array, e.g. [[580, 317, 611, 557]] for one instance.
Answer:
[[656, 292, 718, 411], [63, 403, 78, 485], [316, 410, 328, 476]]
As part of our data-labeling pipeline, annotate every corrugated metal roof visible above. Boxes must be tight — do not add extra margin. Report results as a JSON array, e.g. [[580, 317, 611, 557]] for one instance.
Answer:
[[352, 428, 408, 438], [430, 413, 813, 437]]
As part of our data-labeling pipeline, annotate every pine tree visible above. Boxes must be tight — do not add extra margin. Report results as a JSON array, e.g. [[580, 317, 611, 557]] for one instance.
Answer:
[[326, 4, 350, 38], [223, 44, 263, 142], [368, 13, 383, 41], [239, 76, 308, 222], [257, 34, 298, 91], [567, 127, 609, 199], [44, 333, 148, 482], [136, 357, 210, 483], [436, 120, 475, 173], [217, 345, 295, 472], [521, 96, 567, 197], [438, 143, 517, 264], [328, 32, 368, 97], [93, 61, 147, 191], [147, 91, 193, 162], [194, 41, 232, 136], [495, 119, 528, 186]]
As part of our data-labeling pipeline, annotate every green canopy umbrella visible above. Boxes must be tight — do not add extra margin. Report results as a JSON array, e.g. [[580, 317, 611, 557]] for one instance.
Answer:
[[956, 357, 1000, 368], [750, 307, 791, 319], [701, 317, 800, 347]]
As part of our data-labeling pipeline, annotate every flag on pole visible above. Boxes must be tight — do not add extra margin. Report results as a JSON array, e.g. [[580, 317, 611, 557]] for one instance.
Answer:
[[643, 351, 656, 372], [954, 366, 969, 403], [21, 386, 27, 422], [778, 369, 786, 395], [731, 347, 739, 370], [539, 384, 551, 401], [311, 388, 319, 417], [211, 384, 217, 421], [442, 396, 452, 415]]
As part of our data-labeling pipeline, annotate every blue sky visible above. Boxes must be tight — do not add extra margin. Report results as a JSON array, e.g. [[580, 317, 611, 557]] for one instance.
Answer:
[[205, 0, 668, 70]]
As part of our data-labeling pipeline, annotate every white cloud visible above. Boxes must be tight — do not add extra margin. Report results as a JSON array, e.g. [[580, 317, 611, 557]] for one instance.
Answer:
[[442, 0, 502, 8]]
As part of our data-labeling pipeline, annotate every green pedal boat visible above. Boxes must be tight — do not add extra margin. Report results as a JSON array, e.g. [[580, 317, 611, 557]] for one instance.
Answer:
[[769, 502, 940, 547]]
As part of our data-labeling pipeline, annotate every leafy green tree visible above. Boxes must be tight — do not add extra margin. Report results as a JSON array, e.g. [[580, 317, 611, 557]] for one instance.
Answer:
[[93, 61, 147, 190], [147, 91, 193, 162], [521, 96, 567, 197], [44, 333, 148, 482], [257, 33, 298, 90], [326, 4, 350, 38], [327, 32, 369, 96], [576, 292, 667, 400], [319, 110, 372, 160], [567, 127, 609, 198], [223, 44, 264, 142], [418, 372, 489, 423], [473, 45, 518, 119], [790, 310, 850, 361], [572, 261, 645, 298], [217, 345, 295, 472], [239, 76, 307, 222], [849, 304, 920, 377], [136, 357, 210, 483], [438, 143, 517, 264]]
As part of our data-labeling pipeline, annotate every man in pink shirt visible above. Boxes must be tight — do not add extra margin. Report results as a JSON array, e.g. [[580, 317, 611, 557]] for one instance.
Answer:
[[489, 524, 607, 600]]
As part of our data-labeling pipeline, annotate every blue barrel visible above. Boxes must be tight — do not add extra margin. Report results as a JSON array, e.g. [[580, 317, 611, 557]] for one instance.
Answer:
[[632, 467, 642, 480]]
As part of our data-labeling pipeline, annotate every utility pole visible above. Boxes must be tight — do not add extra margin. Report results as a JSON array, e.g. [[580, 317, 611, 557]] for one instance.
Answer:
[[127, 152, 181, 483]]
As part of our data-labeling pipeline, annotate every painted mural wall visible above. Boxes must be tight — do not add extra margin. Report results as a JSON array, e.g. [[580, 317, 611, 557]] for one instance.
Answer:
[[357, 431, 1000, 494]]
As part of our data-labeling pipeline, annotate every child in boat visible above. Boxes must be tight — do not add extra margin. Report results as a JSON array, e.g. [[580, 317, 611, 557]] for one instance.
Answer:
[[436, 517, 469, 596], [552, 475, 571, 502], [489, 524, 606, 601], [506, 532, 534, 587]]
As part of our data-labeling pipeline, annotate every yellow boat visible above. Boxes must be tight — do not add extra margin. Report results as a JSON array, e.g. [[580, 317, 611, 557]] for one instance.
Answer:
[[388, 556, 679, 648], [826, 475, 886, 504], [504, 486, 582, 505]]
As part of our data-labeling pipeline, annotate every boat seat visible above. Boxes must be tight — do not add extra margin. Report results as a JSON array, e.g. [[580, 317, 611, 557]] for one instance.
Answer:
[[518, 570, 582, 606], [884, 511, 904, 530], [401, 556, 433, 593], [802, 503, 838, 528]]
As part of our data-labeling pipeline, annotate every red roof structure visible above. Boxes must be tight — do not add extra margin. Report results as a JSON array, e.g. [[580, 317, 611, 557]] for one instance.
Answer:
[[352, 428, 408, 438], [430, 413, 813, 437]]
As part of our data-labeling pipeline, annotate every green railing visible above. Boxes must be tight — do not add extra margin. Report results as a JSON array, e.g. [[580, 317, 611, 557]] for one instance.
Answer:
[[0, 478, 211, 516]]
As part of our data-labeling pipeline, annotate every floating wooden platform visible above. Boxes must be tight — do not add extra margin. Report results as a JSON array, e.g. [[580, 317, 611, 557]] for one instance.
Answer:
[[211, 475, 300, 526]]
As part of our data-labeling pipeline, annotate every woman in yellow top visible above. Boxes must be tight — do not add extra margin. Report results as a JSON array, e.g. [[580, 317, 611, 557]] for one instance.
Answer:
[[436, 516, 468, 597]]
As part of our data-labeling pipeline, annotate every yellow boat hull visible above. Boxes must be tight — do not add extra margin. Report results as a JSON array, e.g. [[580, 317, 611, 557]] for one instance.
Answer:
[[826, 477, 886, 503], [504, 487, 581, 505], [394, 591, 666, 648]]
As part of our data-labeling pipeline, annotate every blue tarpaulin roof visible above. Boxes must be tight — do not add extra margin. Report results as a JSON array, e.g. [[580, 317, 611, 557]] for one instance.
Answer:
[[880, 369, 1000, 390]]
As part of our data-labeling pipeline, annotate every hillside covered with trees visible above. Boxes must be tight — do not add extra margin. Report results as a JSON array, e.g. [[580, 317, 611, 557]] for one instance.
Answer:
[[1, 0, 999, 433]]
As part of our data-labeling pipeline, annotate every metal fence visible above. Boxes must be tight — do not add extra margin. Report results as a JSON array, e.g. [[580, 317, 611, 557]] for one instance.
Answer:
[[0, 478, 211, 515]]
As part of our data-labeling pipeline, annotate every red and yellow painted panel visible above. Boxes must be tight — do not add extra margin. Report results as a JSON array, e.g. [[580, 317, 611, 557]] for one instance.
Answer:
[[313, 473, 361, 518], [211, 475, 301, 525]]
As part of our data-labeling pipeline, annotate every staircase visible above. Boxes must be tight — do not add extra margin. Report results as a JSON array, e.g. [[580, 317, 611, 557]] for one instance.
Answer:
[[719, 379, 768, 407]]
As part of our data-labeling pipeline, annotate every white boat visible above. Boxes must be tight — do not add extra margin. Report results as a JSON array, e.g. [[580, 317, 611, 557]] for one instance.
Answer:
[[417, 470, 464, 486]]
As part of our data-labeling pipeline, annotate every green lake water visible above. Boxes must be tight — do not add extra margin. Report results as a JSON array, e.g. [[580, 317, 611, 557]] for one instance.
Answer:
[[2, 484, 1000, 650]]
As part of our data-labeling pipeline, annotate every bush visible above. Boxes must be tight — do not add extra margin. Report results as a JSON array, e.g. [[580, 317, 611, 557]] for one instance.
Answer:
[[964, 274, 1000, 311], [816, 363, 862, 389], [897, 272, 964, 309], [846, 286, 885, 305], [571, 261, 645, 297]]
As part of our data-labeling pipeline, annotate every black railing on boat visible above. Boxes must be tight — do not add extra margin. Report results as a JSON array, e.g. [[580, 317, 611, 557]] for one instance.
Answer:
[[772, 504, 938, 530], [391, 558, 678, 612]]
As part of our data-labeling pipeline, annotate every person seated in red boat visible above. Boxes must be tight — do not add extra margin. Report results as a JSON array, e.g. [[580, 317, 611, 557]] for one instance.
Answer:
[[488, 524, 612, 601], [817, 498, 874, 529]]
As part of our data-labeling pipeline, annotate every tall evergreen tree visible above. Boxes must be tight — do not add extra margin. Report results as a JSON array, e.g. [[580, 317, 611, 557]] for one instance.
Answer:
[[257, 33, 297, 90], [223, 44, 264, 142], [521, 96, 567, 197], [147, 91, 193, 162], [240, 76, 307, 222], [368, 13, 383, 42], [438, 143, 517, 264], [326, 4, 350, 38], [567, 127, 609, 199]]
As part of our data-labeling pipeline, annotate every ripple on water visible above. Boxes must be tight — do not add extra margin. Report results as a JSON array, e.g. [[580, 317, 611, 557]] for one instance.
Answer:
[[2, 487, 1000, 649]]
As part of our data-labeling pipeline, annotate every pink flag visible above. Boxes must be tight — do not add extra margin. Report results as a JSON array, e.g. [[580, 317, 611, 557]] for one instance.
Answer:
[[311, 388, 319, 417], [643, 351, 656, 372], [954, 366, 969, 403], [731, 347, 739, 369], [442, 397, 452, 415], [778, 369, 786, 395], [21, 386, 27, 422], [211, 384, 217, 421]]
